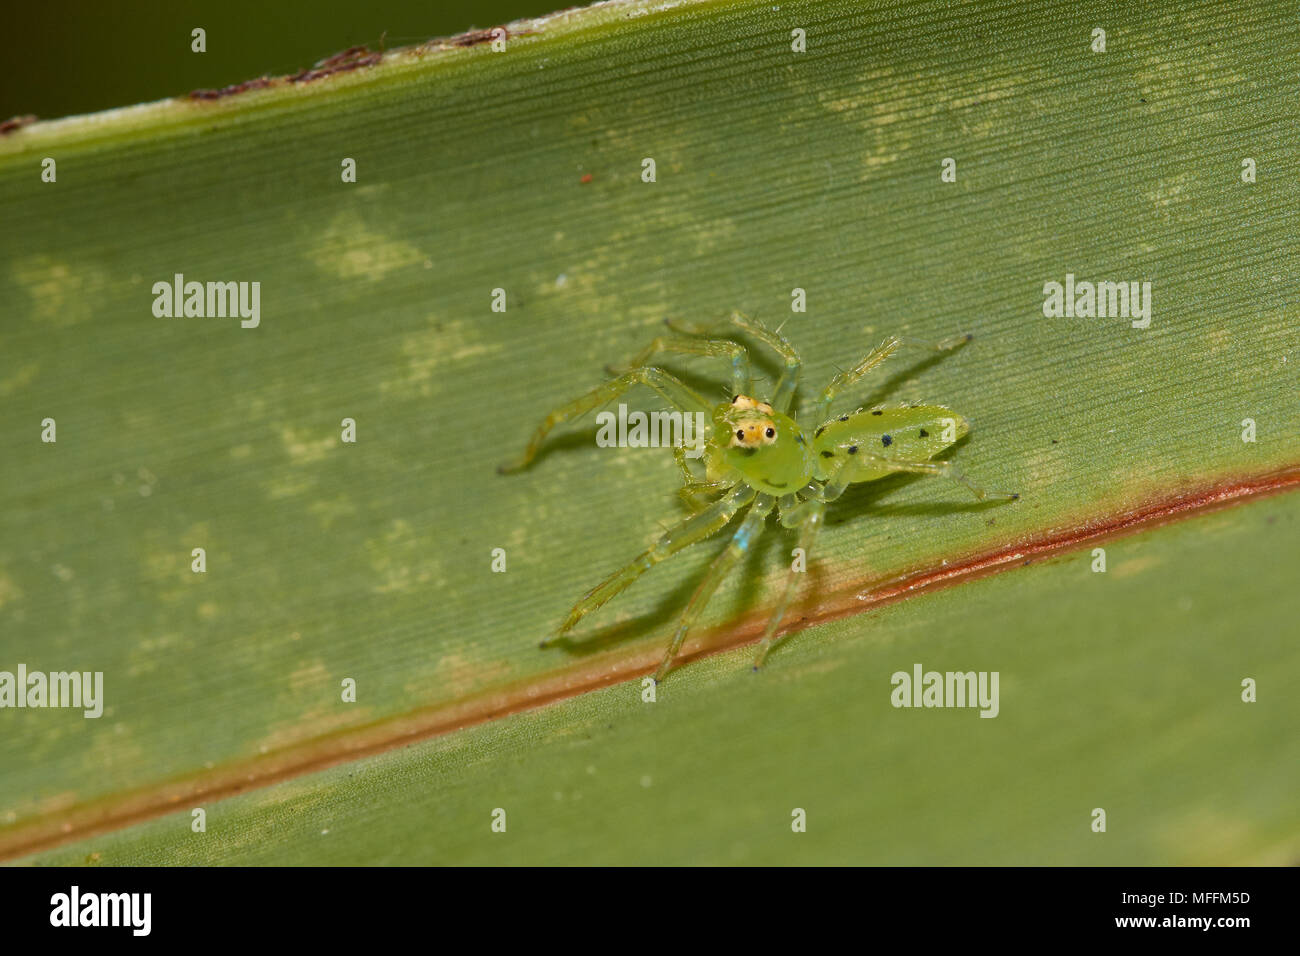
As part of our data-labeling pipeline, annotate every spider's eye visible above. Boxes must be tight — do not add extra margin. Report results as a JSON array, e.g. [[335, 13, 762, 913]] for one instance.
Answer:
[[765, 427, 776, 439], [735, 429, 745, 440]]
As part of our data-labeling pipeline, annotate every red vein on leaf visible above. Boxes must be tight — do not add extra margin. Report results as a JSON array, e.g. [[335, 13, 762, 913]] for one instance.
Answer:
[[2, 464, 1297, 861]]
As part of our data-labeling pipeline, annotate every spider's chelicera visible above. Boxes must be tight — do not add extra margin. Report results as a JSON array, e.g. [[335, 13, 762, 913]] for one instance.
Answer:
[[500, 312, 1018, 681]]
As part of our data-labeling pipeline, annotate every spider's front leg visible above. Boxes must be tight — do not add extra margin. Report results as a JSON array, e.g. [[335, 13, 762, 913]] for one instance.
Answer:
[[724, 312, 802, 414], [498, 367, 709, 474], [606, 322, 753, 398], [672, 312, 803, 414], [546, 484, 757, 644], [655, 494, 776, 682]]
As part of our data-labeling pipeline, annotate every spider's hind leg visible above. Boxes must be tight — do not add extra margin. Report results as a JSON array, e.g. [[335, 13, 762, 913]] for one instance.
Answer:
[[655, 493, 776, 681], [813, 332, 971, 423], [752, 494, 826, 670], [824, 452, 1018, 503], [546, 484, 757, 644]]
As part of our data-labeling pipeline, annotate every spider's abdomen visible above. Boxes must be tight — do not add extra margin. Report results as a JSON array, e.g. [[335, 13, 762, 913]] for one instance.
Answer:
[[812, 404, 970, 483]]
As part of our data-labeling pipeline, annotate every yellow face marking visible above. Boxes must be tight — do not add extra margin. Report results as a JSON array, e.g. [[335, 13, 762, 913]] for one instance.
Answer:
[[731, 394, 774, 415]]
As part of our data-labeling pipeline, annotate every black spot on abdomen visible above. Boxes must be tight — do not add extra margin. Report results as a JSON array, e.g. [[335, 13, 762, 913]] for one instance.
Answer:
[[881, 434, 893, 447], [820, 450, 834, 459], [919, 428, 929, 438]]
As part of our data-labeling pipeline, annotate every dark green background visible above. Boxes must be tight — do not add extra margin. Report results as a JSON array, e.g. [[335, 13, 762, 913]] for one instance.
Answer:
[[2, 1, 556, 121]]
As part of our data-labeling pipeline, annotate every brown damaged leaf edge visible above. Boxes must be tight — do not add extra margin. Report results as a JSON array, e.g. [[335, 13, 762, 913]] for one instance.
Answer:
[[0, 115, 37, 135], [288, 46, 382, 85], [3, 465, 1298, 862], [186, 24, 522, 100], [449, 27, 515, 47], [189, 45, 383, 99], [188, 77, 274, 101]]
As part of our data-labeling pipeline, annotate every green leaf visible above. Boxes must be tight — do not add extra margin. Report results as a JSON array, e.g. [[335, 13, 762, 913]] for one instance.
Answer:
[[21, 492, 1300, 865], [1, 0, 1296, 863]]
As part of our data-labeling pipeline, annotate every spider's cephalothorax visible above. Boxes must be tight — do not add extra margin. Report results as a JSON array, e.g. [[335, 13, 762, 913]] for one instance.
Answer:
[[704, 394, 815, 496], [500, 312, 1017, 681]]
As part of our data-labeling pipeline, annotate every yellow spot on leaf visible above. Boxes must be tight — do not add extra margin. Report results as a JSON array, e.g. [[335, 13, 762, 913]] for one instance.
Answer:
[[309, 214, 424, 281]]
